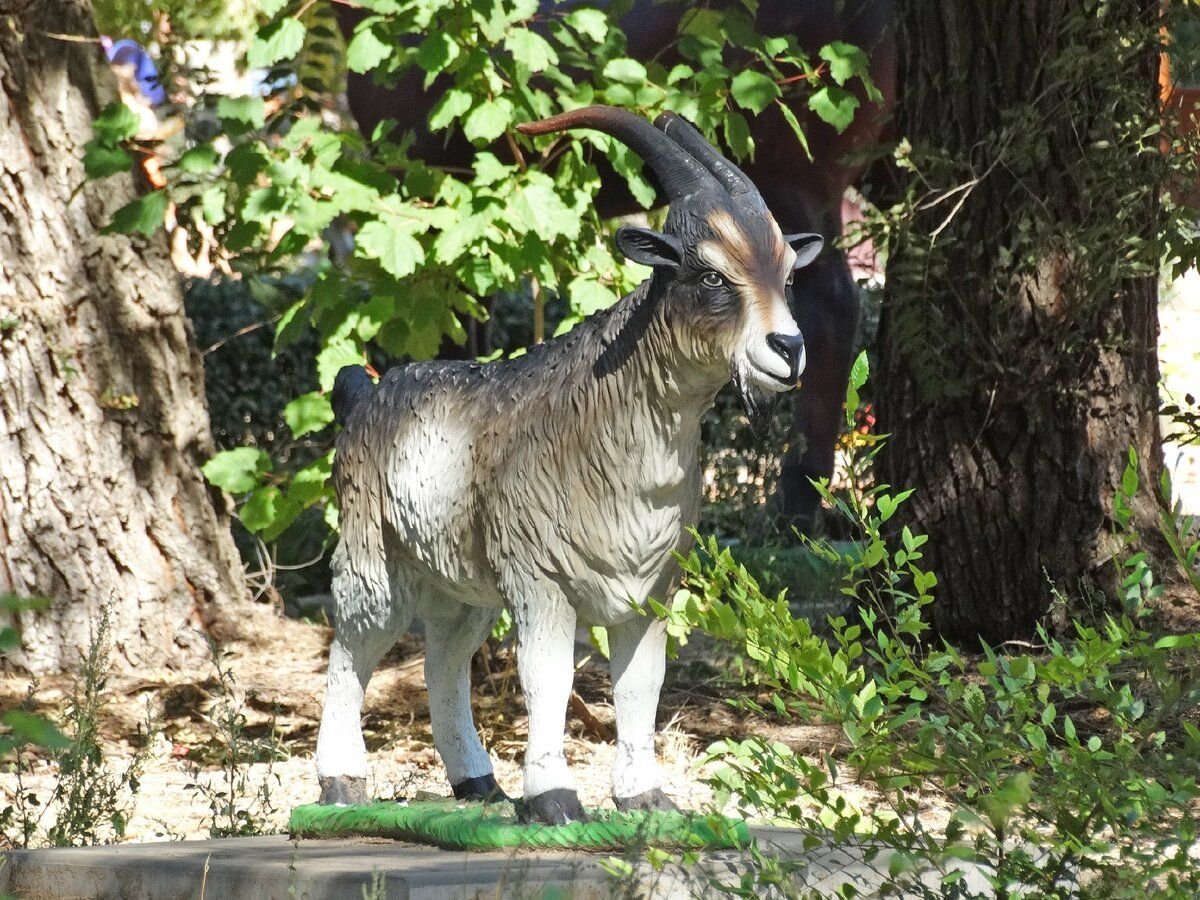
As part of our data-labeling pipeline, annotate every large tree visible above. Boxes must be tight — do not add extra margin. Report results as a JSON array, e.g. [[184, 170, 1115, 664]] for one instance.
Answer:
[[0, 0, 245, 672], [877, 0, 1165, 642]]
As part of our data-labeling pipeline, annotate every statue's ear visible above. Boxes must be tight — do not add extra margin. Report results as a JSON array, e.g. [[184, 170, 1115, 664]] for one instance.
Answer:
[[785, 233, 824, 269], [616, 226, 684, 270]]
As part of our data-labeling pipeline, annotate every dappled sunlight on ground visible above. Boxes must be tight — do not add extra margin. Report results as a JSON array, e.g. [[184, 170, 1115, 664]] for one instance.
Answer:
[[0, 605, 894, 845], [1162, 267, 1200, 513]]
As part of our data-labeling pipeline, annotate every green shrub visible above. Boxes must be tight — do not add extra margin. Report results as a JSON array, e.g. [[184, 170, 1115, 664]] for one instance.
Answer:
[[662, 363, 1200, 897]]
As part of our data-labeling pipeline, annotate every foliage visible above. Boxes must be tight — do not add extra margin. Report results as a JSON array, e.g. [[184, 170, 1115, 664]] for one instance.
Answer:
[[85, 0, 880, 547], [661, 362, 1200, 897], [184, 641, 285, 838], [1162, 391, 1200, 449], [0, 596, 67, 762], [1, 607, 149, 849]]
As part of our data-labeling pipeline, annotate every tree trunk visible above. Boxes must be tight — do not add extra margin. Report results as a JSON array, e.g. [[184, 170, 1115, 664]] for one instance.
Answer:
[[0, 0, 245, 673], [878, 1, 1163, 643]]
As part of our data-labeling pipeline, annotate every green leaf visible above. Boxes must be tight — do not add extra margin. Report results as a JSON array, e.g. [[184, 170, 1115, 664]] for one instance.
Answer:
[[357, 220, 425, 279], [730, 69, 780, 115], [602, 58, 648, 85], [104, 190, 169, 237], [317, 338, 365, 391], [819, 41, 870, 86], [567, 276, 618, 317], [217, 95, 266, 129], [508, 179, 578, 242], [808, 85, 860, 133], [1154, 634, 1200, 649], [200, 184, 228, 225], [415, 32, 459, 73], [774, 100, 813, 164], [240, 486, 300, 540], [83, 144, 133, 179], [428, 88, 473, 132], [463, 98, 515, 144], [0, 626, 19, 654], [346, 26, 392, 74], [275, 297, 311, 352], [258, 0, 289, 16], [679, 7, 724, 42], [589, 625, 610, 659], [202, 447, 272, 494], [505, 29, 557, 73], [177, 144, 221, 174], [288, 454, 333, 506], [473, 152, 516, 185], [247, 18, 306, 68], [283, 392, 334, 438], [92, 102, 140, 143], [2, 710, 69, 751], [566, 8, 608, 43]]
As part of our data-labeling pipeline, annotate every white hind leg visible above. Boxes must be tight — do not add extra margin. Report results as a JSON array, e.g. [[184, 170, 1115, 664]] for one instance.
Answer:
[[314, 626, 399, 804], [420, 600, 504, 800], [314, 533, 407, 805]]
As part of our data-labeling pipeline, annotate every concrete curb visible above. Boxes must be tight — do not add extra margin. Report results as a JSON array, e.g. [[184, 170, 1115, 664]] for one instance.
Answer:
[[1, 827, 990, 898]]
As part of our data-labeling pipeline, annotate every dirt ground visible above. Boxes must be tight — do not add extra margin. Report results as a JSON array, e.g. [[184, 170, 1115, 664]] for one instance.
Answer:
[[0, 602, 882, 845]]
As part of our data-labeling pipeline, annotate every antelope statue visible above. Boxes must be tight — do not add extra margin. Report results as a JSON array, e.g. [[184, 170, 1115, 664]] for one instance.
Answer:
[[316, 106, 822, 825]]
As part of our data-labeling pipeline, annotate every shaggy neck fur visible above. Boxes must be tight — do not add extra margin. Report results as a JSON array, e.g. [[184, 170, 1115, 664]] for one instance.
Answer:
[[494, 274, 728, 474]]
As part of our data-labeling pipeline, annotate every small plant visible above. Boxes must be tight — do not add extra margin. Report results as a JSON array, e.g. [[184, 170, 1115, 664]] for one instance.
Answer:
[[185, 640, 285, 838], [663, 357, 1200, 897], [2, 603, 147, 848], [45, 607, 148, 847]]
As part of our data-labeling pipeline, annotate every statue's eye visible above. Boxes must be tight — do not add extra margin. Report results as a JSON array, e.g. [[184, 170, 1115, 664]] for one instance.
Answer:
[[701, 271, 725, 289]]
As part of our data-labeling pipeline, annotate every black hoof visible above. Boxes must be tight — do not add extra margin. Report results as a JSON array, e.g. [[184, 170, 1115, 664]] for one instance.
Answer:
[[318, 775, 367, 806], [452, 774, 509, 803], [614, 788, 678, 813], [518, 789, 589, 825]]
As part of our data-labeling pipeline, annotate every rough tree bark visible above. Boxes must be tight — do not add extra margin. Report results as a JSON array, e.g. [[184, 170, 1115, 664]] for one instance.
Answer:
[[877, 1, 1163, 643], [0, 1, 246, 672]]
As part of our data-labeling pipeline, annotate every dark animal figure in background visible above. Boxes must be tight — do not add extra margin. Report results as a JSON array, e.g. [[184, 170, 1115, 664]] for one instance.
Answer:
[[334, 1, 896, 526], [317, 106, 823, 824]]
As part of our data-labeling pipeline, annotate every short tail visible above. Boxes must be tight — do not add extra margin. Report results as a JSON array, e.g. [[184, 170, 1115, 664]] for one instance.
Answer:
[[331, 365, 376, 427]]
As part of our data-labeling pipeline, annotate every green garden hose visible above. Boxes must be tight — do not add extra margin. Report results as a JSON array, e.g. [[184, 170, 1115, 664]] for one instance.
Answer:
[[289, 799, 749, 852]]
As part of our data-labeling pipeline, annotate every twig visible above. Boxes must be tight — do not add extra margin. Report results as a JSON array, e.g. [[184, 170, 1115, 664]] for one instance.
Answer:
[[569, 691, 614, 742], [200, 853, 211, 900], [39, 31, 102, 43], [203, 317, 280, 356]]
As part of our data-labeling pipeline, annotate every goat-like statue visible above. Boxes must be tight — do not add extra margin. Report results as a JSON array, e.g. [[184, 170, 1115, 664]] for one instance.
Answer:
[[315, 106, 822, 825]]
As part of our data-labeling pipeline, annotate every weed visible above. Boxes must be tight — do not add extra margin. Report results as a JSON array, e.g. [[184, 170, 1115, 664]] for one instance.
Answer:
[[661, 355, 1200, 896], [185, 639, 285, 838], [45, 607, 148, 846], [1, 604, 148, 848]]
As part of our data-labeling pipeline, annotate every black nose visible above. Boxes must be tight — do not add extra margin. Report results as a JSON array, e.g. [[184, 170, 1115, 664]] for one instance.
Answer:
[[767, 332, 805, 381]]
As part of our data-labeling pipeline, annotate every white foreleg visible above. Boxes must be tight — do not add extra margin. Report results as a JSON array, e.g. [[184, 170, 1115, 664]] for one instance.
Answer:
[[511, 584, 585, 823], [421, 601, 503, 798], [608, 614, 675, 810]]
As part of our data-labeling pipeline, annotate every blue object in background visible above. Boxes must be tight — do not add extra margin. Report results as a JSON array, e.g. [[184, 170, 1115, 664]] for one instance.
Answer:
[[104, 38, 166, 106]]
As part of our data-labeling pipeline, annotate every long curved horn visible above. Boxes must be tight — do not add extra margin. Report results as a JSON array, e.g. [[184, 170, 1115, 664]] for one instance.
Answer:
[[516, 105, 718, 201], [654, 111, 761, 204]]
